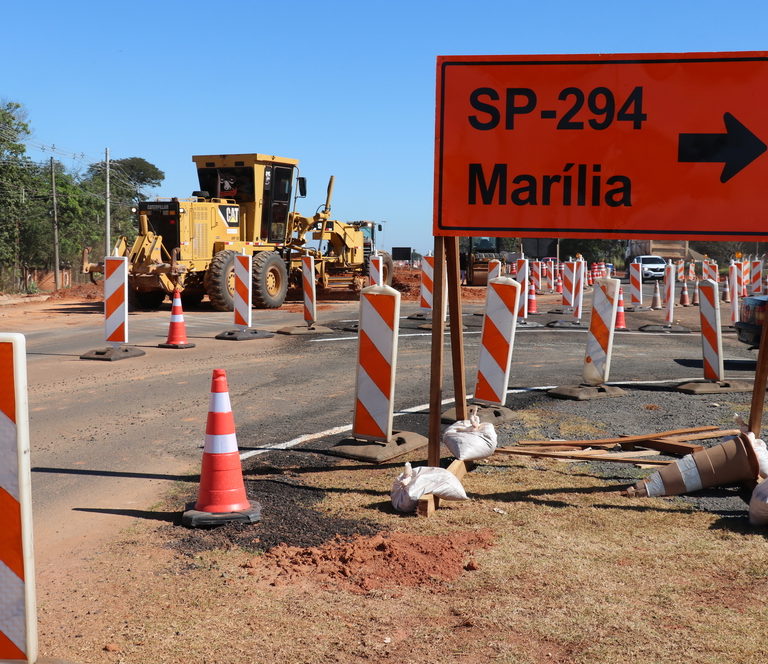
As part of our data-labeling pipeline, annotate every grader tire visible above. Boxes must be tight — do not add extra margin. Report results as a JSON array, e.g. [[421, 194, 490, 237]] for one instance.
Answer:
[[252, 251, 288, 309], [205, 249, 237, 311]]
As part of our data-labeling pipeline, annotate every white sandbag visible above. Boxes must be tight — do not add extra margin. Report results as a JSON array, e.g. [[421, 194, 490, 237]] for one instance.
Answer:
[[748, 480, 768, 526], [390, 462, 468, 513], [442, 412, 497, 461]]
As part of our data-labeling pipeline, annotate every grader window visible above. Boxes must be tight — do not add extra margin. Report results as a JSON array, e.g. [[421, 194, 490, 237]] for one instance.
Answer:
[[196, 167, 255, 202], [141, 202, 180, 254]]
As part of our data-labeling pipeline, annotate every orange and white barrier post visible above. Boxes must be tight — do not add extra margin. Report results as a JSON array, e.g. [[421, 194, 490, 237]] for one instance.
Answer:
[[573, 260, 586, 323], [629, 262, 643, 308], [302, 255, 317, 326], [234, 254, 252, 329], [0, 333, 37, 663], [516, 258, 529, 320], [353, 285, 400, 442], [751, 259, 764, 295], [676, 260, 685, 282], [664, 262, 675, 326], [487, 259, 501, 282], [688, 261, 697, 282], [368, 254, 383, 288], [473, 278, 522, 405], [104, 256, 128, 345], [561, 261, 575, 310], [583, 278, 620, 385], [698, 279, 724, 382], [703, 260, 718, 283], [159, 289, 195, 349], [420, 256, 434, 313], [530, 260, 541, 291], [182, 369, 260, 526], [729, 261, 740, 323], [741, 260, 749, 297]]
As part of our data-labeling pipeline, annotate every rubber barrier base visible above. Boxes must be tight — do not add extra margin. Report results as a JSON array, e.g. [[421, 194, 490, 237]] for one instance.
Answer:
[[181, 500, 262, 528], [80, 346, 146, 361], [548, 384, 627, 401], [327, 430, 428, 463], [215, 328, 274, 341]]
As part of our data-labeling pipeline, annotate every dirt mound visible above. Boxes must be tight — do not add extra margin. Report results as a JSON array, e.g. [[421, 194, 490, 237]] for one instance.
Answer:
[[246, 529, 495, 593], [49, 281, 102, 300], [392, 267, 488, 302]]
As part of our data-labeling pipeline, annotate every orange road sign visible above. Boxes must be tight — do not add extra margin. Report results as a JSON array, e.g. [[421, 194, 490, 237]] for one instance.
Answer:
[[434, 51, 768, 240]]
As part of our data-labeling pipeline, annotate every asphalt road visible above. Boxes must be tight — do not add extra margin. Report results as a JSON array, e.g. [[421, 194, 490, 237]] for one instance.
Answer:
[[2, 284, 759, 575]]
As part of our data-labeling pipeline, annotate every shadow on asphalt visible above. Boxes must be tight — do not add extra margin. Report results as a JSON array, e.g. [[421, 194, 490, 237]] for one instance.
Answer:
[[31, 466, 197, 482]]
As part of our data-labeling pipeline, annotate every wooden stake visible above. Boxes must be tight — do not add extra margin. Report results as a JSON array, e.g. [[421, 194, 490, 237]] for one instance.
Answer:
[[445, 236, 467, 421], [428, 237, 446, 467], [517, 425, 720, 448], [749, 319, 768, 436]]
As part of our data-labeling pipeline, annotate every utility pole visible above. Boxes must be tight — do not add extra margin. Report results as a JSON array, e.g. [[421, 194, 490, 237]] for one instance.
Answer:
[[105, 147, 111, 257], [50, 157, 61, 290]]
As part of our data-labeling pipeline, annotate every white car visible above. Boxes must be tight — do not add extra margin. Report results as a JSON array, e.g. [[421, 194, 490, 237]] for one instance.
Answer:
[[632, 255, 666, 279]]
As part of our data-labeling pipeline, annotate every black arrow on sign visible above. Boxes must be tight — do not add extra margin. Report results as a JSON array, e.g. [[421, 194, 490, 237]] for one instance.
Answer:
[[678, 112, 766, 183]]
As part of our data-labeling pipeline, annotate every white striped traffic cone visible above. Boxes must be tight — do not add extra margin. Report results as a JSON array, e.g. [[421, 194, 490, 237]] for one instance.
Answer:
[[679, 279, 691, 307], [650, 281, 662, 310], [614, 287, 628, 331], [159, 289, 195, 349], [182, 369, 260, 526], [624, 433, 759, 498]]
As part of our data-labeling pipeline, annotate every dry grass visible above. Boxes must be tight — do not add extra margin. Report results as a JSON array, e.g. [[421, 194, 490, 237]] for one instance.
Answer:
[[38, 450, 768, 664]]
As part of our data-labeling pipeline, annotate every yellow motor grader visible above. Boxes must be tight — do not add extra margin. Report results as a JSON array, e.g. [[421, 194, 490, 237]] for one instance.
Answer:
[[82, 153, 392, 309]]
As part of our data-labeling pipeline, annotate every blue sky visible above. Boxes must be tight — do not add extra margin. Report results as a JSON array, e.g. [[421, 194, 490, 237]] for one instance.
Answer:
[[2, 0, 767, 255]]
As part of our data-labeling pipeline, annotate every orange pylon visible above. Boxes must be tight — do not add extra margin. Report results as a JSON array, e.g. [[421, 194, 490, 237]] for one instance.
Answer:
[[615, 287, 628, 330], [159, 290, 195, 349], [182, 369, 261, 527], [679, 279, 691, 307], [527, 279, 538, 314], [650, 281, 662, 310], [555, 272, 563, 294], [692, 280, 700, 306], [723, 276, 731, 303]]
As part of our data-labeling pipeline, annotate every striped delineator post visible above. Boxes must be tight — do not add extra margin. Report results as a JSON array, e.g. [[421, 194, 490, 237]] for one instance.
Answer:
[[104, 256, 129, 345], [729, 261, 740, 323], [629, 262, 643, 308], [419, 256, 434, 313], [473, 278, 522, 405], [353, 285, 400, 442], [516, 258, 529, 320], [703, 260, 718, 282], [302, 255, 317, 326], [698, 279, 725, 382], [688, 262, 696, 282], [583, 278, 620, 385], [487, 259, 501, 282], [751, 260, 764, 294], [676, 260, 685, 282], [572, 260, 586, 322], [368, 254, 383, 288], [561, 261, 575, 309], [664, 262, 676, 326], [530, 260, 541, 292], [741, 260, 749, 297], [233, 254, 252, 329], [0, 333, 37, 663]]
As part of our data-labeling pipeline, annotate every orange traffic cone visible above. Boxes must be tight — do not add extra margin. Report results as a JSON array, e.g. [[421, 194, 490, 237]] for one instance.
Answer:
[[555, 272, 563, 294], [692, 280, 700, 306], [679, 279, 691, 307], [650, 281, 662, 310], [159, 290, 196, 349], [527, 280, 539, 314], [624, 433, 759, 498], [182, 369, 261, 527], [723, 276, 731, 303], [615, 287, 628, 331]]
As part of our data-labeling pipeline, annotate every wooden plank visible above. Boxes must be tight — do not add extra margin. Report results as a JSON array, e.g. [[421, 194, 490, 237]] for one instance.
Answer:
[[445, 236, 467, 422], [427, 237, 446, 468], [749, 315, 768, 436], [417, 459, 473, 517], [517, 425, 720, 448], [638, 438, 704, 455], [495, 446, 673, 465]]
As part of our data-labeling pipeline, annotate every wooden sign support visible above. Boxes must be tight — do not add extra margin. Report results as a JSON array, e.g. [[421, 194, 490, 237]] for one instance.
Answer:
[[427, 236, 468, 467], [749, 319, 768, 436]]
